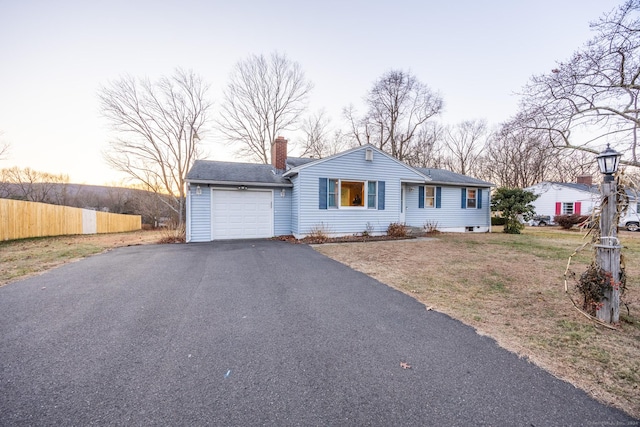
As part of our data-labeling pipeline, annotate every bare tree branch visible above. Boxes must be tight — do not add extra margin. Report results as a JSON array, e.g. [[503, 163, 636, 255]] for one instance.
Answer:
[[0, 131, 9, 161], [517, 1, 640, 166], [98, 69, 211, 226], [218, 52, 313, 163], [0, 167, 69, 203], [297, 110, 349, 158], [442, 120, 488, 176], [346, 70, 443, 161]]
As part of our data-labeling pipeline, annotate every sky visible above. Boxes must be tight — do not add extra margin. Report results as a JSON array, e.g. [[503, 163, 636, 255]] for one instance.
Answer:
[[0, 0, 622, 185]]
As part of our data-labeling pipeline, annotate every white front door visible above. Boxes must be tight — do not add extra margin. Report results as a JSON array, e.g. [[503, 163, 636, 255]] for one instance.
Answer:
[[400, 185, 406, 224]]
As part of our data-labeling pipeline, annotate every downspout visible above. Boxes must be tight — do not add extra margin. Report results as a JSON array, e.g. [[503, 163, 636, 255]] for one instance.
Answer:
[[186, 183, 192, 242], [488, 187, 492, 233]]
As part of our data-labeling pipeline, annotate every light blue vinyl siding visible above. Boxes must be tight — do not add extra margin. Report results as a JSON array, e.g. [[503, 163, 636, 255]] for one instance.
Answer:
[[295, 148, 424, 236], [274, 188, 292, 236], [405, 184, 490, 230], [189, 185, 211, 242]]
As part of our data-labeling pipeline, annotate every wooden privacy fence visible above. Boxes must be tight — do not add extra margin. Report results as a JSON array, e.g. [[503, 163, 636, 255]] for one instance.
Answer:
[[0, 198, 141, 241]]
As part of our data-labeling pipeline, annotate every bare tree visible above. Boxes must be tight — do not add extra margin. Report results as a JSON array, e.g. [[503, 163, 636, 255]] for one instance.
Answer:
[[518, 1, 640, 165], [298, 110, 348, 159], [218, 52, 313, 163], [99, 69, 211, 226], [548, 150, 599, 183], [480, 124, 549, 187], [402, 122, 445, 168], [442, 120, 488, 176], [0, 167, 69, 203], [346, 70, 443, 161], [0, 131, 9, 161]]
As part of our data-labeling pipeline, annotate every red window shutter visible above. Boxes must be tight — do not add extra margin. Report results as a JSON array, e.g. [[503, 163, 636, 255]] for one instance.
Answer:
[[575, 202, 581, 215], [555, 202, 561, 215]]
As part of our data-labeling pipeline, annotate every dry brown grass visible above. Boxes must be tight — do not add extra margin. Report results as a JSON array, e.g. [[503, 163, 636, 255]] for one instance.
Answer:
[[0, 230, 164, 287], [314, 227, 640, 418]]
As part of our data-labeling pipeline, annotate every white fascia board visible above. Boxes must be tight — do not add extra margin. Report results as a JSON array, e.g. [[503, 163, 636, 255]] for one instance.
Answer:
[[186, 179, 292, 188], [283, 144, 429, 181]]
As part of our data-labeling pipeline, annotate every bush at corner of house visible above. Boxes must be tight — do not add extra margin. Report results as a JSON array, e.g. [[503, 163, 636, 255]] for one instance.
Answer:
[[491, 216, 507, 226], [387, 222, 407, 237], [554, 214, 589, 230]]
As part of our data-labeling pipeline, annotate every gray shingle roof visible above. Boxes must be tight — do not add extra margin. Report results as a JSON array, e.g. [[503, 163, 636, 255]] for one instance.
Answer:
[[287, 157, 316, 168], [531, 181, 640, 199], [186, 160, 291, 186], [414, 167, 493, 187], [552, 182, 599, 193], [186, 154, 494, 188]]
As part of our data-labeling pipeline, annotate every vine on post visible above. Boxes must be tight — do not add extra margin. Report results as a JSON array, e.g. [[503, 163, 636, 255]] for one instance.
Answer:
[[564, 172, 632, 327]]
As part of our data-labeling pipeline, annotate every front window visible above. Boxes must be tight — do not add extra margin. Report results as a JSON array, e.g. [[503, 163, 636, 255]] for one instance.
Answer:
[[341, 181, 365, 207], [325, 179, 378, 208], [467, 189, 477, 209], [562, 202, 574, 215], [425, 186, 435, 208]]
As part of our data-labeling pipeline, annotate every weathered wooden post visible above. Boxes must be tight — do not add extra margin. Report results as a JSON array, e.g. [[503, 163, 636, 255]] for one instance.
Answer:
[[595, 145, 622, 324]]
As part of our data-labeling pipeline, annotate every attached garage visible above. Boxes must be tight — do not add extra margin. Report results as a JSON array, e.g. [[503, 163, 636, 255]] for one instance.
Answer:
[[211, 189, 273, 239]]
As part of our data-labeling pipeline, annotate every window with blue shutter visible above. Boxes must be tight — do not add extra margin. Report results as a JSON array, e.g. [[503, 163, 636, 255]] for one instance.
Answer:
[[462, 188, 479, 208], [419, 186, 425, 209], [436, 186, 442, 208], [320, 178, 384, 210]]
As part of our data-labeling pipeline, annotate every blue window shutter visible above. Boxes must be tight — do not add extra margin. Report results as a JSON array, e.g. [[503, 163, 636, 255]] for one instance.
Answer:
[[436, 186, 442, 208], [319, 178, 327, 209], [477, 189, 483, 209], [378, 181, 385, 210], [461, 188, 467, 209], [418, 186, 425, 209]]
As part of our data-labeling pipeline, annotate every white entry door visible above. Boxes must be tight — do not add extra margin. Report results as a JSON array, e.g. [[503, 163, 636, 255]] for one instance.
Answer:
[[400, 185, 406, 223], [211, 189, 273, 239]]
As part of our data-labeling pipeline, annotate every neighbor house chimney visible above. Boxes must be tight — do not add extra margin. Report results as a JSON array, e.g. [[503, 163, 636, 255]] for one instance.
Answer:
[[576, 175, 593, 186], [272, 136, 287, 171]]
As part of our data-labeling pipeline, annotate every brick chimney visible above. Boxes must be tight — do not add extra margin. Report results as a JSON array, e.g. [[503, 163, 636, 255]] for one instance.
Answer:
[[271, 136, 287, 171], [576, 175, 593, 186]]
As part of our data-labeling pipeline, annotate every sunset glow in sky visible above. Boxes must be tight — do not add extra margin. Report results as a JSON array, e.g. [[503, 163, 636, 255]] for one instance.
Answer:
[[0, 0, 621, 185]]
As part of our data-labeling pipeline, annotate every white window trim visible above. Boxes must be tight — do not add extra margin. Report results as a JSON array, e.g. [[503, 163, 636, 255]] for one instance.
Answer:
[[329, 179, 377, 209], [425, 185, 436, 208], [467, 189, 477, 209], [562, 202, 575, 215]]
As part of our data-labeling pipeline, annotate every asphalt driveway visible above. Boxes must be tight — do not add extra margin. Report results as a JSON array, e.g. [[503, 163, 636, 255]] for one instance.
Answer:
[[0, 240, 637, 426]]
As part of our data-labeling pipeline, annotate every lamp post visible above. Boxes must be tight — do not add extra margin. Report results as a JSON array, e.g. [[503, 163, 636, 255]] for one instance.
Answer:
[[595, 144, 622, 324]]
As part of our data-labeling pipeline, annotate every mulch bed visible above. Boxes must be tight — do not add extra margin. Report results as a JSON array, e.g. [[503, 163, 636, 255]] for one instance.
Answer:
[[271, 234, 424, 245]]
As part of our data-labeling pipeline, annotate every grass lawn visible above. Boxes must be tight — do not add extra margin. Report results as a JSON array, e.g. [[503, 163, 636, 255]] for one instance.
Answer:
[[314, 226, 640, 419], [0, 230, 163, 287]]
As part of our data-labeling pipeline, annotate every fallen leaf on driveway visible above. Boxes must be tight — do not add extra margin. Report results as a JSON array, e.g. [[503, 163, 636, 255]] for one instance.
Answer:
[[400, 362, 411, 369]]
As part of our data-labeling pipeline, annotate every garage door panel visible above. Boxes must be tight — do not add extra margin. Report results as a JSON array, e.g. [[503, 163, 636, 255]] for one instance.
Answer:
[[212, 190, 273, 239]]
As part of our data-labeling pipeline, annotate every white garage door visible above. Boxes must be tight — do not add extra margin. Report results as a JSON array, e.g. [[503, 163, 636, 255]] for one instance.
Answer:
[[211, 190, 273, 239]]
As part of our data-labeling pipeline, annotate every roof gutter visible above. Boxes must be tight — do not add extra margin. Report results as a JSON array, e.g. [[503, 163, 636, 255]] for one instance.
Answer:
[[406, 180, 495, 188], [186, 179, 293, 188]]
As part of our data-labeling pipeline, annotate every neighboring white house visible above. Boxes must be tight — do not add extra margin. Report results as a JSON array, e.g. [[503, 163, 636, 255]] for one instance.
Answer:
[[525, 177, 640, 231], [525, 178, 599, 223]]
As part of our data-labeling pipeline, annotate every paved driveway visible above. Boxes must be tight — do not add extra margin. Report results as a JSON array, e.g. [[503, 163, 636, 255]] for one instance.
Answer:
[[0, 240, 637, 426]]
